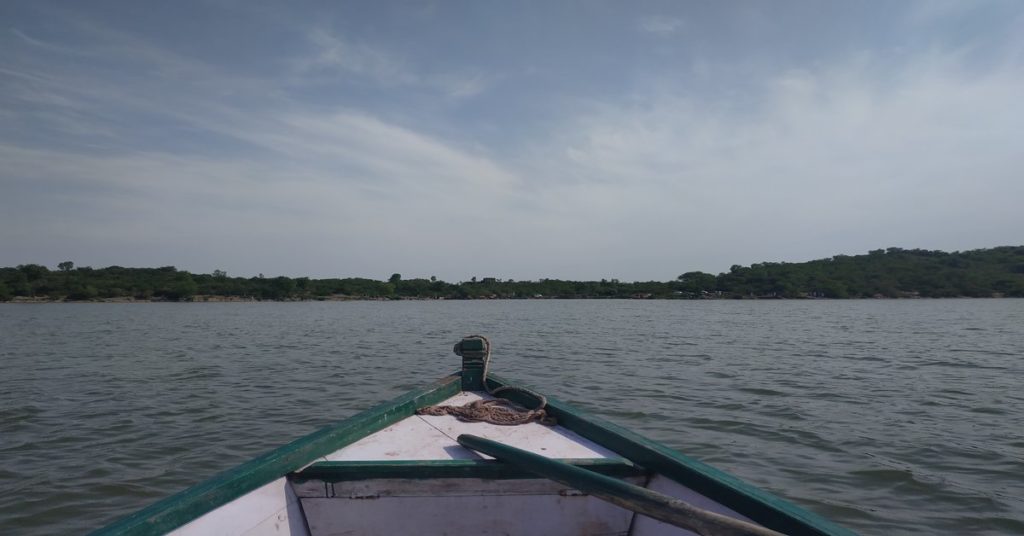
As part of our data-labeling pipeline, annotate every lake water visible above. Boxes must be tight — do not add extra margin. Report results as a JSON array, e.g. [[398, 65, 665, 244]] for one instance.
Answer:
[[1, 300, 1022, 535]]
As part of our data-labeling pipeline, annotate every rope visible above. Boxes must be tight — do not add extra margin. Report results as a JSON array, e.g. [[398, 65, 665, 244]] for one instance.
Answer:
[[417, 398, 555, 426], [417, 335, 556, 426]]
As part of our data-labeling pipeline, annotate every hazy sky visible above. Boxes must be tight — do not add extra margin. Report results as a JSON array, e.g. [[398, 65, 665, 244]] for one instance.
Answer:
[[2, 1, 1022, 281]]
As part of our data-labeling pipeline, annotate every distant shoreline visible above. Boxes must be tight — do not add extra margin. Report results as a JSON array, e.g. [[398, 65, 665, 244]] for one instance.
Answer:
[[4, 246, 1023, 301], [4, 294, 1018, 304]]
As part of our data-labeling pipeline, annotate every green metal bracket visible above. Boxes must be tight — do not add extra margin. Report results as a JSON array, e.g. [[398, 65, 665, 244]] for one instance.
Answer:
[[454, 336, 488, 391]]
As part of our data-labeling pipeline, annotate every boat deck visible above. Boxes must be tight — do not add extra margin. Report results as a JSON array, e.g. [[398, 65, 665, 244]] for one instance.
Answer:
[[166, 390, 757, 536], [323, 391, 618, 462], [296, 392, 755, 536]]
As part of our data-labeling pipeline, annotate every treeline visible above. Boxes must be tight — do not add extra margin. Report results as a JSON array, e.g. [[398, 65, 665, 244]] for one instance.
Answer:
[[2, 246, 1023, 302]]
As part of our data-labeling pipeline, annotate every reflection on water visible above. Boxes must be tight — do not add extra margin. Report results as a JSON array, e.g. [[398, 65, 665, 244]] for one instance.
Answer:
[[1, 300, 1022, 535]]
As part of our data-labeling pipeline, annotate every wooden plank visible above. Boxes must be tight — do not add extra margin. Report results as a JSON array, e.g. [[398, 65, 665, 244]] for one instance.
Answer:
[[486, 374, 857, 536], [321, 475, 646, 498], [321, 415, 474, 461], [291, 458, 646, 484], [300, 488, 634, 536], [89, 374, 462, 536], [632, 475, 753, 536], [166, 478, 308, 536]]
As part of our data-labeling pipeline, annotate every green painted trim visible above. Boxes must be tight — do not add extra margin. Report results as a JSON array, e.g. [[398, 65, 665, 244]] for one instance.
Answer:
[[485, 374, 858, 536], [291, 458, 646, 482], [89, 374, 462, 536]]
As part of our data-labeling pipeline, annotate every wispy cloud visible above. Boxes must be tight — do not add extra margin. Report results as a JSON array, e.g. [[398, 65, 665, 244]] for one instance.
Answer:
[[0, 13, 519, 276], [3, 3, 1023, 279], [432, 73, 490, 99], [637, 15, 684, 36], [298, 28, 418, 86], [11, 28, 49, 48], [0, 109, 526, 277], [546, 48, 1024, 267], [294, 29, 492, 98]]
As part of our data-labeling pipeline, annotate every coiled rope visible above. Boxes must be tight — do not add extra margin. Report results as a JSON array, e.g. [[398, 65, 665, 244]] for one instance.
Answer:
[[417, 335, 556, 426]]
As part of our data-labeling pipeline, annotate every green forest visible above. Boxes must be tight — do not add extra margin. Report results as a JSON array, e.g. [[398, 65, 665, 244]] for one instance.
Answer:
[[2, 246, 1023, 302]]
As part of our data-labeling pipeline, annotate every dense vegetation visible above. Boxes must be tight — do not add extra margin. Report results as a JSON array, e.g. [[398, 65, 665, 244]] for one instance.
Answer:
[[2, 247, 1023, 302]]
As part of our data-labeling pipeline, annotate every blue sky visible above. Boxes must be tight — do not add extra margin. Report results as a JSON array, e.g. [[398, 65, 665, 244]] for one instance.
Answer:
[[2, 1, 1022, 281]]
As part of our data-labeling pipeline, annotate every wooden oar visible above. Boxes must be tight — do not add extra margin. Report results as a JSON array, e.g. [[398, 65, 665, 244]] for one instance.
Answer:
[[457, 434, 787, 536]]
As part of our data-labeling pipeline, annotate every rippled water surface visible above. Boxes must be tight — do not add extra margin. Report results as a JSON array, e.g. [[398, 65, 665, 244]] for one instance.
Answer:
[[1, 300, 1023, 535]]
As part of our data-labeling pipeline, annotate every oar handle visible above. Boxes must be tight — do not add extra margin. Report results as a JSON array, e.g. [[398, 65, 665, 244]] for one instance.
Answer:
[[457, 434, 786, 536]]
